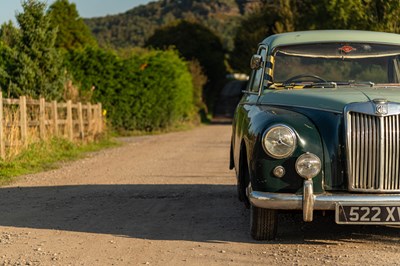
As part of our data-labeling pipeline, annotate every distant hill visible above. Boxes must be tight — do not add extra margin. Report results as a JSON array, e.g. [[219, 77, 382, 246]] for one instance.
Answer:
[[84, 0, 263, 50]]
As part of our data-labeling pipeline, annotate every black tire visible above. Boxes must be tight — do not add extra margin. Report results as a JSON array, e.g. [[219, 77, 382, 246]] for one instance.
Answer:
[[250, 205, 278, 240], [237, 163, 250, 208]]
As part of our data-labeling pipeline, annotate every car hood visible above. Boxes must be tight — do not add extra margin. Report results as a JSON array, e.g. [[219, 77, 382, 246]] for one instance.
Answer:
[[260, 87, 400, 113]]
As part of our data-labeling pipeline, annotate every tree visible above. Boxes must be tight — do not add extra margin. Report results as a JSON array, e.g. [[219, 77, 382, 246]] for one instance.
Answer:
[[9, 0, 64, 100], [297, 0, 400, 33], [146, 20, 226, 110], [230, 0, 400, 73], [0, 42, 14, 92], [48, 0, 97, 50], [0, 21, 20, 48], [0, 22, 18, 93], [230, 2, 281, 73]]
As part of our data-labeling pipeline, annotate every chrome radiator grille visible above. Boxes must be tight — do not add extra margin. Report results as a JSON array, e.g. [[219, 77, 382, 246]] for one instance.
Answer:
[[347, 112, 400, 192]]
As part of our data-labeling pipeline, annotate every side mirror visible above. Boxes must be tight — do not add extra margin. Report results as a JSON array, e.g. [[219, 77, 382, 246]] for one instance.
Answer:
[[250, 54, 262, 70]]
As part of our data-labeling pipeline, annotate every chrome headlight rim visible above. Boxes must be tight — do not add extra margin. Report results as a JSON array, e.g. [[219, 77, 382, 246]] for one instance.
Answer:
[[262, 124, 297, 159], [295, 152, 322, 179]]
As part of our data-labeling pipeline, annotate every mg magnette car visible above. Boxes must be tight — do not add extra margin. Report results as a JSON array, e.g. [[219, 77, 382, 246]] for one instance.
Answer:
[[230, 30, 400, 240]]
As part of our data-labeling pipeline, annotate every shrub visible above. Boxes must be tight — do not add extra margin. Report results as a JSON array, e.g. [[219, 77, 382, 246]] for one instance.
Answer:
[[65, 47, 194, 132], [117, 50, 194, 131]]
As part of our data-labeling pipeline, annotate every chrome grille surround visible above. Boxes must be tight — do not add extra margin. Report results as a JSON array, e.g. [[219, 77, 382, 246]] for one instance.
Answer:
[[345, 101, 400, 192]]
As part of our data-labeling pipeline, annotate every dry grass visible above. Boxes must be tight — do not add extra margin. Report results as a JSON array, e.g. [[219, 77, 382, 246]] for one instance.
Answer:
[[3, 106, 23, 160], [1, 97, 103, 161]]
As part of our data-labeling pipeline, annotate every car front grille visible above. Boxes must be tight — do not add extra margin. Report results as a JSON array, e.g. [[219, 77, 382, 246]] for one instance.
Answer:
[[347, 111, 400, 192]]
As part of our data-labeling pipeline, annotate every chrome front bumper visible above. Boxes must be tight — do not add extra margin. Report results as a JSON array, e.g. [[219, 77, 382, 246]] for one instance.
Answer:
[[249, 180, 400, 222]]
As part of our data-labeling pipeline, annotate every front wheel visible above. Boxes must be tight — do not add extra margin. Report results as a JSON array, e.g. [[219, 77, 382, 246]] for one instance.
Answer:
[[250, 205, 278, 240]]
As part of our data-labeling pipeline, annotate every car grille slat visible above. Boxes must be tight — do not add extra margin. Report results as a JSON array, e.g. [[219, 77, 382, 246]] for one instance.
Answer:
[[348, 112, 400, 192], [396, 116, 400, 189]]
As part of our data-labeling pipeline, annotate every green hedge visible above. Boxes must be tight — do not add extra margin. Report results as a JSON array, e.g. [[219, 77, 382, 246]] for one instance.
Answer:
[[66, 47, 194, 132]]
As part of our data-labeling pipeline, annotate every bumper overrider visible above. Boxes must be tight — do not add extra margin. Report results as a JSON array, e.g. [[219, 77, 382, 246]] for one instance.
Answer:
[[248, 180, 400, 222]]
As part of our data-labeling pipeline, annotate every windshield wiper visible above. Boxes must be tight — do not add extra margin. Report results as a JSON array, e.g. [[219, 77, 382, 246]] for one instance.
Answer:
[[306, 82, 338, 88], [336, 80, 375, 87], [283, 81, 337, 89], [267, 82, 338, 89]]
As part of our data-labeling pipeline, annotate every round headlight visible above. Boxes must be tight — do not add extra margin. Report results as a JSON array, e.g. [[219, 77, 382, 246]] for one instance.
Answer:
[[295, 152, 321, 179], [262, 125, 297, 159]]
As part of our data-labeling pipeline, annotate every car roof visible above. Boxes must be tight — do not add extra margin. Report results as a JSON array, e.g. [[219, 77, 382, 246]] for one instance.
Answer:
[[261, 30, 400, 50]]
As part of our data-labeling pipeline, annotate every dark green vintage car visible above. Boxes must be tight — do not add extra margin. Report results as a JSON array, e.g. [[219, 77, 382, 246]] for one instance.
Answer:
[[230, 30, 400, 240]]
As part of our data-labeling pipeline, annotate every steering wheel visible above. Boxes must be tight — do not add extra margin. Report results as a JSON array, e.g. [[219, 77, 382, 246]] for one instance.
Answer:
[[283, 74, 327, 85]]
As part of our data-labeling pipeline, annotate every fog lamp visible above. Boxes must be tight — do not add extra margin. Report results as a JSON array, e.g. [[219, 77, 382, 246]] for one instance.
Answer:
[[295, 152, 321, 179]]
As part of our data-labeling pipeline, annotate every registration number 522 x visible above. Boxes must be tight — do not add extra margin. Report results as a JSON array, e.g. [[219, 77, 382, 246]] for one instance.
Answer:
[[336, 204, 400, 224]]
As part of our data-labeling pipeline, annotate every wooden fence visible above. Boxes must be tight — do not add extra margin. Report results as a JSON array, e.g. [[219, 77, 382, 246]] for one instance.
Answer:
[[0, 94, 103, 159]]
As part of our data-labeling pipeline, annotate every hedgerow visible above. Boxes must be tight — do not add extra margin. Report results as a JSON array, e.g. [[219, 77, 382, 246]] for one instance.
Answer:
[[66, 47, 194, 132]]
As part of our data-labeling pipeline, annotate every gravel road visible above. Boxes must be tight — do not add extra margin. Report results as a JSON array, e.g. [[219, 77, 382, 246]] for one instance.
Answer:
[[1, 124, 400, 265]]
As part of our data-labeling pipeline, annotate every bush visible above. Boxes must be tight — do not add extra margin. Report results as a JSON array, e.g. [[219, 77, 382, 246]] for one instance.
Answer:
[[66, 47, 194, 132], [117, 50, 194, 131]]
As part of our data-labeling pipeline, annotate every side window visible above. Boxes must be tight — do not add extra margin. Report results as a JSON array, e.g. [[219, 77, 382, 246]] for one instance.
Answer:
[[249, 47, 267, 93]]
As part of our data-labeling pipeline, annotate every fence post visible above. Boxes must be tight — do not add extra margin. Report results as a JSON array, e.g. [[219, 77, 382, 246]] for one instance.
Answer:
[[87, 103, 92, 136], [39, 97, 45, 139], [0, 92, 4, 160], [78, 102, 84, 140], [98, 103, 103, 133], [93, 104, 98, 135], [52, 100, 58, 136], [67, 100, 73, 141], [20, 96, 27, 144]]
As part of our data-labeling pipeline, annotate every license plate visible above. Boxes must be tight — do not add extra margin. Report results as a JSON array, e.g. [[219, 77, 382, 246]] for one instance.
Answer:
[[336, 203, 400, 224]]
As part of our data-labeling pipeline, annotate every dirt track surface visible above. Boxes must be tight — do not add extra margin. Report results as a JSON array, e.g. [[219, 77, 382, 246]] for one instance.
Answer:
[[1, 124, 400, 265]]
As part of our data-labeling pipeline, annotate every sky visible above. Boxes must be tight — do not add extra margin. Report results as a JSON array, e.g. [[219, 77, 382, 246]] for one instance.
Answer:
[[0, 0, 153, 25]]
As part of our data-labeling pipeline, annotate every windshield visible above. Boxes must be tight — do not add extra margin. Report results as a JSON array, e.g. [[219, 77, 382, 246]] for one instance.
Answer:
[[272, 43, 400, 85]]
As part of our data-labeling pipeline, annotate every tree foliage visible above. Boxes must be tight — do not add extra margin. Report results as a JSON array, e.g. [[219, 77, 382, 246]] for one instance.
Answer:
[[8, 0, 64, 100], [230, 8, 276, 73], [0, 42, 14, 91], [295, 0, 399, 32], [146, 20, 225, 81], [84, 0, 244, 50], [230, 0, 400, 73], [48, 0, 97, 51], [0, 21, 20, 48], [146, 20, 226, 110]]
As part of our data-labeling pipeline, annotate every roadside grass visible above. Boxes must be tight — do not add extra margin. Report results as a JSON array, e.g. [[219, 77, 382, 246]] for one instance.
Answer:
[[0, 118, 204, 185], [0, 137, 119, 185], [117, 120, 200, 136]]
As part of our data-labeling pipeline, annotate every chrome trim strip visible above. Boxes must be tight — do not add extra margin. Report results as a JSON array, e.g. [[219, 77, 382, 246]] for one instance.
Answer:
[[379, 116, 384, 190], [249, 191, 400, 211], [259, 103, 343, 114], [257, 45, 268, 96]]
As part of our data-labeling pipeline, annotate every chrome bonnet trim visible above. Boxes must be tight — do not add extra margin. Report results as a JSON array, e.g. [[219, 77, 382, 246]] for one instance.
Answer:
[[260, 103, 343, 114]]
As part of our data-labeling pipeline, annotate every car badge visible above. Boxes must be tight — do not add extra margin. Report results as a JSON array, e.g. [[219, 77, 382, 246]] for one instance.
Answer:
[[339, 45, 356, 53], [375, 103, 388, 115], [372, 98, 388, 115]]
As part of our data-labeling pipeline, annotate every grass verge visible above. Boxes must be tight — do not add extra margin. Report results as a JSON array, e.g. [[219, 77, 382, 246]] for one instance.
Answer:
[[116, 120, 200, 136], [0, 137, 119, 185]]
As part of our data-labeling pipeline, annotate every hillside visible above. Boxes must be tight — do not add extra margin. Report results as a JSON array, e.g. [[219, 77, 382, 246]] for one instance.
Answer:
[[84, 0, 263, 50]]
